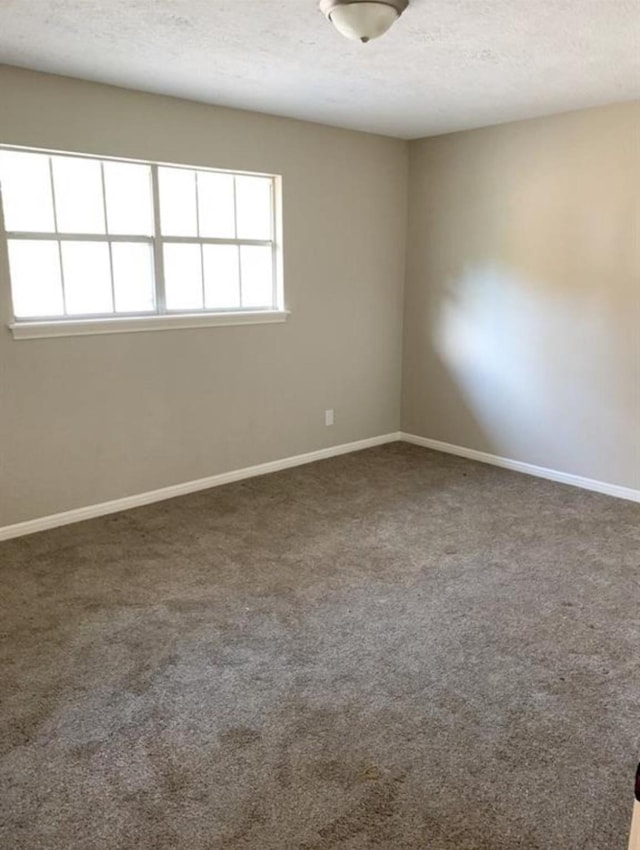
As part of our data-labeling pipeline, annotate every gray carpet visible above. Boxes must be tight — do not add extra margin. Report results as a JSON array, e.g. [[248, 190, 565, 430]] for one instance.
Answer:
[[1, 443, 638, 849]]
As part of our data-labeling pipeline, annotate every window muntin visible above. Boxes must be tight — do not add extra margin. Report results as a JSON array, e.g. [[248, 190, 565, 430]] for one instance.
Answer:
[[0, 146, 280, 322]]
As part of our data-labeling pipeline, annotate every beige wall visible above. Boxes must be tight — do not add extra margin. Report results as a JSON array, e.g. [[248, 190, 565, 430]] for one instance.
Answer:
[[1, 69, 637, 528], [402, 102, 640, 490], [0, 66, 408, 526]]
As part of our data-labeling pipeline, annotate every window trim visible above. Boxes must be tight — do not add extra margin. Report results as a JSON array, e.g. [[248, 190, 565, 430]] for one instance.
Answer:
[[8, 309, 290, 340], [0, 144, 285, 337]]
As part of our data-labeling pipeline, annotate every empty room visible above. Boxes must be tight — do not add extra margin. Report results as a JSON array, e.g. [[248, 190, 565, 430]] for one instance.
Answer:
[[0, 2, 638, 848]]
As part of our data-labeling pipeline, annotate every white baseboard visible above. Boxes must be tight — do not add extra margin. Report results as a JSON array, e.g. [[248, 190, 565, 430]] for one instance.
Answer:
[[3, 429, 637, 542], [401, 432, 640, 504], [0, 432, 402, 542]]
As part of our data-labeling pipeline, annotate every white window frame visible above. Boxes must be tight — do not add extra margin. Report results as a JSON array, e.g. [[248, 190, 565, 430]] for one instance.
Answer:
[[0, 145, 287, 339]]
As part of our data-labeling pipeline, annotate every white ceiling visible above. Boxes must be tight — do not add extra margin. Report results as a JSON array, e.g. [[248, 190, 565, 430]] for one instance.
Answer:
[[0, 0, 638, 139]]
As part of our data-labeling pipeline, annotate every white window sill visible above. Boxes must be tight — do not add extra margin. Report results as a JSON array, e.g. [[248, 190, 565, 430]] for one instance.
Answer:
[[9, 310, 290, 340]]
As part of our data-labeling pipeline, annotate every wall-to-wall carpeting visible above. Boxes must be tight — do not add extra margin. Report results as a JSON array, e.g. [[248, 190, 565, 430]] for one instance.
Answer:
[[1, 444, 638, 849]]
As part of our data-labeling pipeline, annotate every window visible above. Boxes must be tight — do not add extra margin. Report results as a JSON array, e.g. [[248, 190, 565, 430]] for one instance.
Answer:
[[0, 146, 284, 337]]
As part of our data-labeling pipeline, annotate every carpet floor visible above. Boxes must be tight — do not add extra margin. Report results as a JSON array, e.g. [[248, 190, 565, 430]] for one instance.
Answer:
[[1, 443, 638, 849]]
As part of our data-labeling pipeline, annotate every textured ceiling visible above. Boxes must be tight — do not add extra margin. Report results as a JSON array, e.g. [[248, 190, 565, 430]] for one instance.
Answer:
[[0, 0, 638, 138]]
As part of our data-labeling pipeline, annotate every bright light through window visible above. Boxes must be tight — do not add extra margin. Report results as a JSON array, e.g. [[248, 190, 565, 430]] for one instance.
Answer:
[[0, 147, 280, 322]]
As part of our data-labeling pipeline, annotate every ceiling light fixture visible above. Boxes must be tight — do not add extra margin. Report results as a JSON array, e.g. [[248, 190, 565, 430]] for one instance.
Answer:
[[319, 0, 409, 43]]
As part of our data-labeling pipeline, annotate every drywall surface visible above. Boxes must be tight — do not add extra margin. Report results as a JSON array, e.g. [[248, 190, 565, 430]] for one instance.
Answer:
[[0, 66, 407, 525], [402, 102, 640, 490]]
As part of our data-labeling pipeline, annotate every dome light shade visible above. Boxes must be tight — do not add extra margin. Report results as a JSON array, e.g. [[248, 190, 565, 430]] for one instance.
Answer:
[[320, 0, 408, 43]]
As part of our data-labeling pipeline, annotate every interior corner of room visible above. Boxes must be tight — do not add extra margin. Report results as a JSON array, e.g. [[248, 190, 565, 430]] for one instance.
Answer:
[[0, 1, 639, 846], [0, 66, 638, 533]]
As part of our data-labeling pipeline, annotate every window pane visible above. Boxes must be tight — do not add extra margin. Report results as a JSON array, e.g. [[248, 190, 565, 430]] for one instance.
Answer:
[[52, 156, 105, 234], [8, 240, 63, 317], [203, 244, 240, 309], [112, 243, 155, 313], [104, 161, 153, 236], [240, 245, 273, 308], [235, 176, 272, 240], [197, 171, 235, 238], [158, 167, 197, 236], [61, 241, 112, 315], [163, 243, 203, 310], [0, 150, 55, 232]]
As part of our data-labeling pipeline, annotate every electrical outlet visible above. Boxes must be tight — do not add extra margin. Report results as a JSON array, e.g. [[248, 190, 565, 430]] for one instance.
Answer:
[[325, 409, 334, 427]]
